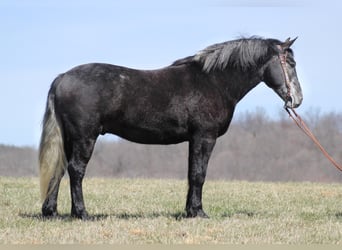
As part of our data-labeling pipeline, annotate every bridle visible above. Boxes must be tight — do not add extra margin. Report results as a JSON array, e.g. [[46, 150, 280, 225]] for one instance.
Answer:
[[276, 46, 342, 172], [277, 46, 293, 106]]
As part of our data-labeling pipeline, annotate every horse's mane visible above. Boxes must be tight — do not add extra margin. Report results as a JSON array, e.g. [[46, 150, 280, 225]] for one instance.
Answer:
[[172, 37, 282, 73]]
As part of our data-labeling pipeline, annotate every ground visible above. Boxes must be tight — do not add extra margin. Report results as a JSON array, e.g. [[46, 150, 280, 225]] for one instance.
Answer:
[[1, 177, 342, 244]]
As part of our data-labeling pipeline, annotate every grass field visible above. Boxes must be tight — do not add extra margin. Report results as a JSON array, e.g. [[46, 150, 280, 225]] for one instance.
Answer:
[[1, 177, 342, 244]]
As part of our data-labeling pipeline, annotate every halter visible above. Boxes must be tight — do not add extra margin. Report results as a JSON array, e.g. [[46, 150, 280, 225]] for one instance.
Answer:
[[277, 46, 293, 105]]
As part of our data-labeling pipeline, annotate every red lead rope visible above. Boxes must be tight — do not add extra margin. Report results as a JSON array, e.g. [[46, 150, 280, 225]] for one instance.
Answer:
[[285, 107, 342, 172]]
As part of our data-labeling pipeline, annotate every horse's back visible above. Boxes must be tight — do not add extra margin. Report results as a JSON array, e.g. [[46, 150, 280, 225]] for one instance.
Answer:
[[52, 63, 192, 144]]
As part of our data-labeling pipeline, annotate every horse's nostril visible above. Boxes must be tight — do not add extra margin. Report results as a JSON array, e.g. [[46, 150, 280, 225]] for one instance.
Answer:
[[285, 96, 293, 108]]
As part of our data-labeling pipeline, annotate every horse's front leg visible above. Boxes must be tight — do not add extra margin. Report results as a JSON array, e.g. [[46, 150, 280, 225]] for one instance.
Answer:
[[186, 133, 216, 218]]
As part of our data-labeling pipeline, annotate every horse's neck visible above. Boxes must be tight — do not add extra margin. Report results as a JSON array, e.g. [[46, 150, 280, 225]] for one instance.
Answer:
[[212, 68, 262, 104]]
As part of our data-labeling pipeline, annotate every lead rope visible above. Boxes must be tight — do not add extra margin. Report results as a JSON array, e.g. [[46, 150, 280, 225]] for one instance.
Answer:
[[277, 46, 342, 172], [285, 107, 342, 172]]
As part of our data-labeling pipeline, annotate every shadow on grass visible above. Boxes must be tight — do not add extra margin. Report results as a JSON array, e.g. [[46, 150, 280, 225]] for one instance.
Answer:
[[20, 210, 342, 222], [18, 212, 102, 221], [115, 211, 187, 220], [20, 209, 261, 221], [19, 211, 187, 221], [334, 212, 342, 219], [221, 209, 258, 218]]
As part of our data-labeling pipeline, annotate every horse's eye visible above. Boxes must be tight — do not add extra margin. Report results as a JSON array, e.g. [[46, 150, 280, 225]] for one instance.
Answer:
[[288, 60, 296, 67]]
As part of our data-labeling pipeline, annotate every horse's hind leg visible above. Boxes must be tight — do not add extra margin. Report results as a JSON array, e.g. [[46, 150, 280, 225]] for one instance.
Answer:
[[42, 177, 64, 217], [66, 138, 97, 219]]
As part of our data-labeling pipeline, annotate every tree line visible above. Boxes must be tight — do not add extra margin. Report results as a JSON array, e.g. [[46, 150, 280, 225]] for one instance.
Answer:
[[2, 108, 342, 182]]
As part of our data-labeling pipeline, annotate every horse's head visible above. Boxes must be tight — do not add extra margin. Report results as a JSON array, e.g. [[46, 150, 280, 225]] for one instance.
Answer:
[[263, 37, 303, 109]]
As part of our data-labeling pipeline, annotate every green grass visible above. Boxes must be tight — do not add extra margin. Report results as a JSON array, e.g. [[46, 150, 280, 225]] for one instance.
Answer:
[[1, 177, 342, 244]]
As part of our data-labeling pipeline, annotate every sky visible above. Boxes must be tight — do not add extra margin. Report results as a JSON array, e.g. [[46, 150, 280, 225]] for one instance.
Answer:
[[1, 0, 341, 147]]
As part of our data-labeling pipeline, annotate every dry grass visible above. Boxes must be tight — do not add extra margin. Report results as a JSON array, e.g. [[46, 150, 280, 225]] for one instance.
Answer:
[[1, 177, 342, 244]]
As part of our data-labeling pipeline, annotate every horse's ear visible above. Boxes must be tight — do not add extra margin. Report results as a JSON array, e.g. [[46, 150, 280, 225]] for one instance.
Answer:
[[282, 37, 298, 50]]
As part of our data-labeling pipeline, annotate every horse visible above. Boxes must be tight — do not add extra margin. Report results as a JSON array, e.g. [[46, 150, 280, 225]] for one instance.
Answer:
[[39, 37, 303, 219]]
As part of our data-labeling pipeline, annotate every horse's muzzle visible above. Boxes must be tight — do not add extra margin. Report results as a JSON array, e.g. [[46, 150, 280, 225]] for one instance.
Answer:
[[285, 95, 302, 109]]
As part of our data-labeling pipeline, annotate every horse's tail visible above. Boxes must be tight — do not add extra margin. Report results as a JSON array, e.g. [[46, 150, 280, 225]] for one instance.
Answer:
[[39, 76, 67, 202]]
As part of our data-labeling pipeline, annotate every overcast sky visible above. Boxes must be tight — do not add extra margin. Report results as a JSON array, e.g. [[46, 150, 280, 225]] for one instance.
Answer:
[[1, 0, 341, 147]]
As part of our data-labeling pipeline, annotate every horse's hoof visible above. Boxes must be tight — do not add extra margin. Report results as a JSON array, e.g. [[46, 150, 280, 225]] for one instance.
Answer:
[[186, 209, 209, 218], [197, 210, 209, 218], [72, 211, 89, 220], [42, 206, 58, 218], [42, 210, 58, 218]]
